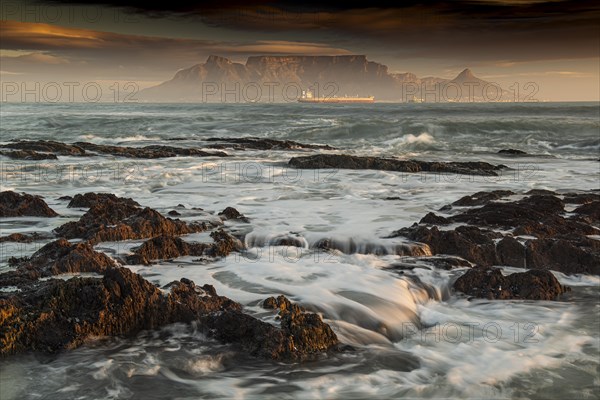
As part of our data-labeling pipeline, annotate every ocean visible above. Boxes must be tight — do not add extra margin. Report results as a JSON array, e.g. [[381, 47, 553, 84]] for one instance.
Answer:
[[1, 101, 599, 399]]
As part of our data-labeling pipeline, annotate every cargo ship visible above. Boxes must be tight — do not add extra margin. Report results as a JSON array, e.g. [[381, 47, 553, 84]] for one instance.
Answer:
[[298, 90, 375, 103]]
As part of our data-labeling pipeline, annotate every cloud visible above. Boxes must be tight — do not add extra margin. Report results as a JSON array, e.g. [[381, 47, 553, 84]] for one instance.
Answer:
[[0, 21, 352, 80]]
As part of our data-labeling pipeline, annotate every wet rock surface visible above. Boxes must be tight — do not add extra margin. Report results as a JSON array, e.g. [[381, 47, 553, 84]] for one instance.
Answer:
[[0, 191, 58, 217], [124, 230, 243, 265], [74, 142, 228, 159], [0, 268, 240, 355], [498, 149, 527, 155], [389, 191, 600, 275], [289, 154, 504, 176], [218, 206, 250, 222], [0, 150, 58, 160], [453, 267, 570, 300], [204, 137, 335, 150], [54, 200, 209, 244], [0, 140, 86, 156], [0, 232, 53, 243], [67, 192, 140, 209], [0, 239, 339, 361], [0, 239, 116, 287], [202, 295, 339, 360], [0, 140, 228, 159]]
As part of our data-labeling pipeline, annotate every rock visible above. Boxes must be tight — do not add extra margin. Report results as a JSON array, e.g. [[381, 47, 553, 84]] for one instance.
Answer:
[[168, 210, 181, 216], [218, 206, 250, 222], [126, 236, 208, 265], [496, 236, 526, 268], [288, 154, 504, 176], [203, 295, 338, 360], [0, 191, 58, 217], [452, 190, 514, 207], [206, 229, 244, 257], [419, 212, 450, 225], [498, 149, 527, 155], [0, 267, 240, 355], [390, 191, 600, 275], [54, 202, 208, 244], [391, 225, 500, 267], [0, 232, 52, 243], [525, 238, 600, 275], [572, 201, 600, 224], [67, 192, 140, 208], [0, 140, 86, 156], [0, 239, 116, 287], [0, 150, 58, 160], [73, 142, 228, 159], [126, 231, 243, 265], [453, 267, 570, 300], [205, 137, 335, 150]]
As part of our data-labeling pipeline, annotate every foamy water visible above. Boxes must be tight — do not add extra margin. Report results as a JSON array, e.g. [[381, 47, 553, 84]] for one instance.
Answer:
[[1, 102, 599, 399]]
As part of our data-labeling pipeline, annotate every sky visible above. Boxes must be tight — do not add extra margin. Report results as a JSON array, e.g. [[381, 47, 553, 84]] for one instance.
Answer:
[[0, 0, 599, 101]]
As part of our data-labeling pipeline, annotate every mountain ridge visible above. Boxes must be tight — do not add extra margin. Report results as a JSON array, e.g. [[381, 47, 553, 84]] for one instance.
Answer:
[[140, 55, 509, 102]]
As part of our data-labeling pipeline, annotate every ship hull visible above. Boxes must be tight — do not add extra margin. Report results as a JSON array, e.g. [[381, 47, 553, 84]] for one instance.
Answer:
[[298, 97, 374, 104]]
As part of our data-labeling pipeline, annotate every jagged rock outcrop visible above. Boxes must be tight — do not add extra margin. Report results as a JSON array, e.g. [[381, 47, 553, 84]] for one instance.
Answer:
[[0, 140, 86, 156], [0, 191, 58, 217], [54, 201, 209, 244], [67, 192, 140, 209], [0, 150, 58, 160], [289, 154, 504, 176], [389, 191, 600, 275], [201, 295, 339, 360], [218, 207, 250, 223], [453, 267, 570, 300], [205, 137, 335, 151], [0, 241, 339, 361]]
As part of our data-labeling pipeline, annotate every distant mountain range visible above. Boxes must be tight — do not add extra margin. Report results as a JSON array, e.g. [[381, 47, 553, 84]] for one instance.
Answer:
[[140, 55, 512, 103]]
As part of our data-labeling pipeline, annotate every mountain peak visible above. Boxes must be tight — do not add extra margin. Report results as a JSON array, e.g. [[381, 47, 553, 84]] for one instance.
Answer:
[[455, 68, 476, 80]]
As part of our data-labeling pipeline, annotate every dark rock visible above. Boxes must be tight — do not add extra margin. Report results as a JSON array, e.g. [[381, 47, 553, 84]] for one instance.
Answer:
[[67, 192, 140, 208], [57, 196, 73, 201], [0, 150, 58, 160], [452, 190, 514, 207], [525, 189, 557, 196], [498, 149, 527, 155], [572, 201, 600, 224], [390, 191, 600, 275], [419, 212, 450, 225], [0, 140, 86, 156], [391, 225, 500, 266], [0, 239, 115, 283], [202, 295, 338, 360], [0, 232, 52, 243], [73, 142, 228, 159], [205, 137, 335, 150], [289, 154, 504, 176], [563, 193, 600, 205], [126, 236, 208, 265], [453, 267, 570, 300], [526, 238, 600, 275], [54, 202, 208, 244], [0, 191, 58, 217], [218, 206, 250, 222], [206, 229, 244, 257], [496, 236, 526, 268], [0, 268, 240, 355], [168, 210, 181, 216]]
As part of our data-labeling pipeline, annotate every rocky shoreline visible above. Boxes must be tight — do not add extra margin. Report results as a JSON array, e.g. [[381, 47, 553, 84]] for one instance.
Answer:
[[1, 186, 598, 359]]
